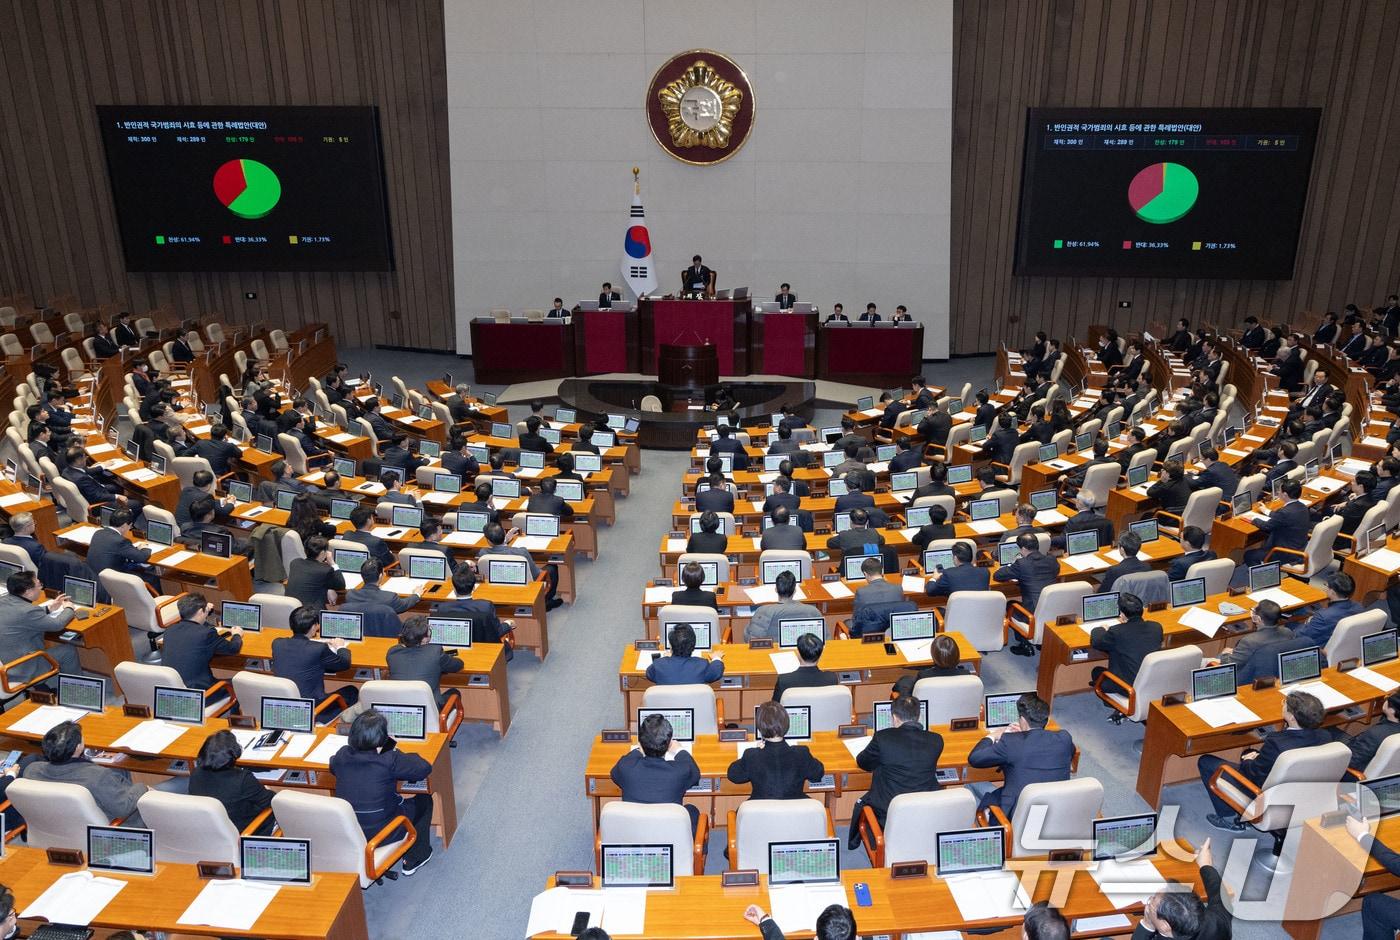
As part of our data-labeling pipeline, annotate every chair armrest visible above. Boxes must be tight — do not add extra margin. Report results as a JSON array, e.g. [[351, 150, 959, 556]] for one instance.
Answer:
[[832, 620, 850, 639], [365, 814, 415, 880], [727, 809, 739, 871], [594, 825, 603, 873], [824, 807, 835, 838], [858, 804, 885, 868], [1007, 603, 1034, 640], [692, 812, 710, 875], [1345, 767, 1365, 782], [977, 803, 1013, 848], [1264, 546, 1307, 563], [1091, 670, 1136, 717], [714, 697, 724, 727], [0, 649, 60, 694], [931, 607, 945, 630], [0, 802, 24, 842], [313, 693, 348, 721], [241, 807, 274, 836], [204, 680, 236, 718], [1155, 510, 1186, 526], [720, 625, 733, 644], [438, 695, 463, 739], [1208, 763, 1261, 818], [990, 462, 1010, 472]]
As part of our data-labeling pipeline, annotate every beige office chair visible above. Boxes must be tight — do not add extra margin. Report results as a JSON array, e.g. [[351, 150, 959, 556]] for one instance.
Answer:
[[640, 395, 663, 412], [269, 329, 290, 354], [231, 669, 346, 724], [1186, 558, 1236, 596], [114, 661, 235, 719], [248, 593, 302, 631], [912, 674, 984, 726], [138, 791, 260, 864], [250, 338, 271, 362], [0, 335, 21, 358], [99, 570, 184, 663], [1324, 609, 1389, 666], [360, 679, 461, 738], [29, 322, 53, 347], [596, 802, 707, 876], [994, 442, 1040, 487], [278, 432, 310, 475], [1267, 514, 1343, 580], [1352, 735, 1400, 781], [1009, 581, 1093, 646], [491, 309, 512, 323], [271, 790, 416, 887], [1094, 645, 1203, 723], [1157, 487, 1221, 538], [657, 605, 721, 647], [984, 777, 1104, 858], [728, 799, 833, 872], [779, 685, 853, 732], [6, 779, 119, 848], [0, 544, 37, 575], [676, 551, 730, 584], [757, 549, 813, 582], [641, 684, 720, 736], [940, 591, 1010, 652], [857, 789, 979, 868]]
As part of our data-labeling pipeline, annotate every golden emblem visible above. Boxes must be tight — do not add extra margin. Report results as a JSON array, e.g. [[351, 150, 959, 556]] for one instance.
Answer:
[[657, 59, 744, 149]]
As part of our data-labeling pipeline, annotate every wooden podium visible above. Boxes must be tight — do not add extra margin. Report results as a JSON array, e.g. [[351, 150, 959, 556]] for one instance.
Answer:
[[658, 342, 718, 389]]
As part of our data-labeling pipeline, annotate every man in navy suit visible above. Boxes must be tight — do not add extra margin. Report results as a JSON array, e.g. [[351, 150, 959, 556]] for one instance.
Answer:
[[849, 694, 944, 847], [759, 507, 807, 550], [1240, 316, 1267, 349], [774, 283, 796, 309], [609, 713, 702, 830], [598, 283, 621, 308], [645, 623, 724, 685], [695, 472, 735, 513], [682, 256, 712, 294], [858, 303, 880, 323], [1293, 371, 1334, 414], [1197, 690, 1331, 830], [271, 606, 358, 707], [2, 512, 46, 568], [88, 507, 159, 591], [1099, 530, 1149, 592], [993, 533, 1061, 653], [1189, 445, 1239, 504], [888, 437, 922, 472], [547, 297, 568, 318], [1341, 321, 1369, 359], [825, 302, 848, 323], [925, 542, 990, 597], [1262, 441, 1300, 487], [1314, 311, 1340, 345], [1243, 478, 1310, 567], [343, 506, 393, 568], [1166, 526, 1217, 581], [708, 424, 750, 470], [1294, 572, 1362, 647], [761, 477, 801, 515], [436, 566, 513, 648], [981, 413, 1020, 465], [1273, 340, 1305, 393], [968, 693, 1075, 816]]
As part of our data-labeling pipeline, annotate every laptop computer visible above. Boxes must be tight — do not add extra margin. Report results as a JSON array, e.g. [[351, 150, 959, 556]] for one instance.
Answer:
[[240, 836, 312, 884], [261, 696, 314, 734], [758, 704, 812, 741], [661, 621, 712, 650], [153, 686, 205, 725], [761, 558, 803, 585], [318, 610, 364, 642], [636, 707, 694, 741], [1128, 519, 1159, 543], [1278, 646, 1322, 686], [935, 827, 1005, 877], [1363, 630, 1399, 667], [768, 839, 840, 885], [407, 554, 448, 582], [486, 558, 529, 586], [777, 618, 825, 648], [984, 691, 1030, 729], [427, 616, 473, 648], [968, 498, 1000, 521], [221, 600, 261, 632], [1191, 664, 1237, 702], [1170, 577, 1207, 608], [1082, 592, 1120, 627], [1065, 530, 1099, 557], [873, 698, 928, 731], [88, 825, 154, 876], [57, 674, 105, 713], [600, 843, 674, 888], [375, 703, 427, 741], [889, 610, 935, 641], [63, 576, 97, 609], [1092, 813, 1158, 861]]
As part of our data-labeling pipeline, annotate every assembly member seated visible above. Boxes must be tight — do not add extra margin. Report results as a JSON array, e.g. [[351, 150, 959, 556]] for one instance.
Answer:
[[746, 571, 822, 641], [284, 536, 345, 610], [772, 633, 838, 702], [924, 542, 990, 597], [330, 709, 435, 876], [386, 616, 464, 709], [436, 565, 515, 651], [160, 592, 243, 694], [609, 712, 701, 830], [271, 605, 360, 708], [759, 506, 807, 550], [348, 560, 421, 614], [1088, 591, 1163, 723], [686, 511, 728, 554], [893, 634, 971, 697], [967, 693, 1074, 817], [849, 694, 943, 849], [646, 623, 724, 685], [188, 730, 276, 835], [670, 562, 718, 610], [0, 571, 82, 684], [24, 721, 147, 827], [1343, 690, 1400, 773], [727, 701, 825, 800]]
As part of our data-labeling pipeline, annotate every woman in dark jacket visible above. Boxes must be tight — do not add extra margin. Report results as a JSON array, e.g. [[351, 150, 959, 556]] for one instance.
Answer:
[[288, 493, 335, 543], [726, 701, 825, 800], [329, 710, 435, 875], [188, 730, 275, 834]]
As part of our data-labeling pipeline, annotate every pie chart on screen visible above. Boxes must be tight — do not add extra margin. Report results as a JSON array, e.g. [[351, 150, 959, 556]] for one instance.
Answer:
[[213, 159, 282, 220], [1128, 162, 1198, 224]]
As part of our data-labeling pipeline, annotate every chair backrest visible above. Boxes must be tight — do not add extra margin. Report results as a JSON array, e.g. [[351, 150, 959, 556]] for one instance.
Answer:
[[250, 338, 271, 361], [233, 349, 248, 374], [910, 495, 956, 518], [676, 552, 730, 584], [138, 791, 241, 863], [1030, 582, 1094, 643], [1004, 442, 1039, 485], [1009, 777, 1105, 857], [280, 529, 307, 565], [278, 433, 309, 475], [29, 322, 53, 345], [0, 543, 37, 574], [599, 802, 697, 875], [943, 591, 1008, 652], [882, 789, 979, 866], [1296, 515, 1344, 576], [1236, 473, 1266, 507], [640, 395, 663, 412], [757, 549, 813, 582], [49, 476, 90, 523], [945, 423, 971, 450], [0, 334, 21, 357], [206, 323, 226, 345], [1250, 742, 1351, 832], [1178, 486, 1222, 533], [61, 347, 86, 375], [1050, 428, 1072, 454], [1325, 609, 1389, 666], [1354, 501, 1391, 546], [641, 684, 718, 736], [983, 487, 1019, 515], [149, 349, 171, 375], [269, 329, 289, 352], [231, 670, 302, 719], [143, 504, 178, 531], [1122, 645, 1203, 721], [1126, 447, 1156, 475], [169, 456, 211, 490], [735, 799, 829, 873], [656, 605, 721, 646], [1113, 570, 1169, 606], [1186, 558, 1235, 596], [115, 661, 186, 708], [186, 330, 206, 353], [271, 790, 374, 885], [779, 685, 853, 731], [1365, 735, 1400, 779], [249, 592, 302, 631], [911, 674, 984, 725], [1079, 462, 1121, 508], [99, 570, 174, 631], [360, 679, 443, 732], [7, 779, 111, 849]]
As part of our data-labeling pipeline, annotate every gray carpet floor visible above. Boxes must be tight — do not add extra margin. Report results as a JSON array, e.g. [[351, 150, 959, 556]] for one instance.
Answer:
[[335, 349, 1360, 938]]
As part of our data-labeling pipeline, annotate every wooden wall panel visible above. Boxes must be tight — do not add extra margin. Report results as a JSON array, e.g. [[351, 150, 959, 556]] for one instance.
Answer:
[[952, 0, 1400, 355], [0, 0, 452, 351]]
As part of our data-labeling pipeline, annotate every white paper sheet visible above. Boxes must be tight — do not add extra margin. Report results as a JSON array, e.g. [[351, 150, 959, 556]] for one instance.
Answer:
[[110, 719, 189, 754], [1045, 459, 1076, 472], [122, 468, 160, 482], [945, 869, 1031, 921], [59, 524, 99, 545], [1363, 548, 1400, 572], [382, 576, 430, 595], [1185, 697, 1260, 728], [157, 549, 196, 567], [1249, 587, 1301, 608], [635, 650, 659, 671], [420, 490, 454, 504], [644, 587, 675, 604], [843, 735, 873, 758], [901, 575, 927, 594], [526, 887, 605, 936], [768, 883, 849, 934], [1065, 554, 1110, 572], [897, 639, 935, 662], [0, 493, 33, 508], [745, 585, 779, 605], [278, 732, 319, 760], [601, 887, 647, 935], [665, 538, 686, 552], [1286, 680, 1352, 710], [769, 651, 801, 674], [1089, 858, 1167, 908], [20, 870, 126, 925], [328, 432, 356, 443], [1308, 478, 1346, 495], [1348, 666, 1400, 693], [1223, 448, 1252, 459], [968, 519, 1005, 535], [7, 704, 92, 736], [178, 879, 281, 931], [305, 733, 349, 764], [1179, 606, 1227, 638], [441, 531, 483, 547], [1035, 509, 1068, 524], [1073, 914, 1134, 933], [823, 581, 854, 600]]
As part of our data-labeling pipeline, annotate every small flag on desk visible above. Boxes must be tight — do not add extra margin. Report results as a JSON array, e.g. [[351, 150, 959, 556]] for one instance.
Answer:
[[621, 167, 657, 299]]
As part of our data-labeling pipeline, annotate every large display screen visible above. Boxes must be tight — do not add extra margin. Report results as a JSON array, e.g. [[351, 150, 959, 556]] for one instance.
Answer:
[[97, 105, 394, 272], [1013, 108, 1321, 279]]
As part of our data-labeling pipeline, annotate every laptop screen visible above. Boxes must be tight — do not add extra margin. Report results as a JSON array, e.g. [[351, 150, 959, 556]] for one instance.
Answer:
[[1249, 562, 1282, 592], [88, 825, 154, 875], [490, 422, 512, 438], [275, 489, 297, 511], [574, 453, 602, 473], [969, 425, 989, 443], [1093, 813, 1158, 861], [555, 480, 584, 502], [518, 450, 545, 469], [1126, 464, 1149, 487], [154, 686, 204, 724], [1170, 577, 1207, 608], [525, 514, 560, 538], [996, 540, 1020, 566], [58, 674, 105, 713], [554, 407, 577, 423], [333, 548, 369, 573], [906, 507, 932, 528], [261, 696, 314, 734], [407, 554, 448, 582], [419, 439, 441, 459], [487, 558, 529, 585], [222, 600, 261, 631], [763, 455, 786, 472], [428, 616, 473, 648], [1364, 630, 1399, 667], [606, 414, 626, 430], [1279, 646, 1322, 685], [318, 610, 363, 641], [63, 576, 97, 608], [823, 450, 843, 469], [201, 530, 233, 559], [984, 692, 1028, 729], [241, 836, 312, 884], [1075, 431, 1094, 453], [375, 703, 427, 740], [1129, 519, 1160, 543], [946, 464, 973, 485], [434, 473, 463, 494], [1231, 492, 1254, 517], [1038, 443, 1058, 462], [1362, 774, 1400, 818], [455, 510, 489, 534], [600, 844, 674, 888], [891, 471, 918, 492], [759, 704, 812, 741], [842, 553, 877, 580], [1082, 592, 1120, 623], [662, 621, 712, 651], [828, 479, 849, 497], [594, 431, 616, 448], [636, 707, 694, 741], [256, 433, 275, 454], [873, 698, 928, 731], [777, 618, 824, 648], [923, 548, 955, 573], [1191, 664, 1237, 702], [761, 558, 803, 585], [889, 610, 935, 641], [877, 444, 897, 462], [391, 504, 424, 528], [969, 498, 999, 521], [768, 839, 840, 885], [146, 520, 175, 547], [1029, 489, 1056, 512], [936, 827, 1005, 877], [855, 396, 874, 410], [333, 456, 357, 477], [226, 479, 254, 503]]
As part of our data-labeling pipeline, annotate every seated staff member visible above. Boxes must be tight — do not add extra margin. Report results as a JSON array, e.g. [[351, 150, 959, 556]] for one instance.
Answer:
[[188, 730, 276, 835], [609, 712, 702, 830], [759, 505, 807, 550], [1293, 572, 1362, 647], [1088, 592, 1162, 722], [746, 571, 823, 641], [160, 592, 243, 694], [435, 565, 514, 650], [824, 303, 848, 323], [1216, 599, 1291, 668], [330, 710, 435, 875], [1242, 478, 1310, 568], [1166, 526, 1216, 581], [482, 522, 562, 611], [1, 511, 45, 568], [271, 605, 360, 707], [526, 476, 574, 520], [924, 541, 989, 597], [850, 556, 903, 636], [848, 694, 943, 849], [89, 506, 158, 591], [284, 536, 345, 609], [344, 506, 394, 568], [1345, 690, 1400, 773], [727, 701, 825, 800], [993, 532, 1059, 655], [910, 506, 956, 550], [0, 570, 81, 682], [1098, 530, 1148, 592], [967, 693, 1073, 817], [686, 511, 728, 554], [645, 623, 724, 685], [772, 633, 838, 702], [1197, 690, 1329, 831]]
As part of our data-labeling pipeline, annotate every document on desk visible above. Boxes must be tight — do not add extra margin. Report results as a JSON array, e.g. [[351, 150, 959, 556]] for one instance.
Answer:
[[1363, 548, 1400, 573], [420, 491, 455, 504], [1348, 666, 1400, 693], [7, 704, 92, 736], [1065, 554, 1110, 572], [644, 586, 675, 604], [1035, 509, 1068, 524], [769, 651, 800, 673], [58, 524, 99, 545], [157, 550, 196, 567], [1045, 459, 1076, 472], [526, 887, 605, 936], [442, 531, 483, 547], [600, 887, 647, 935], [122, 467, 160, 483], [1223, 448, 1253, 459], [515, 468, 543, 479], [178, 878, 281, 931], [744, 584, 779, 605], [843, 735, 873, 759], [1089, 858, 1166, 907], [1072, 914, 1134, 934], [0, 492, 33, 508], [665, 538, 686, 552], [20, 870, 126, 925], [382, 576, 430, 595], [822, 581, 854, 600], [278, 732, 319, 761], [768, 883, 849, 934], [305, 733, 349, 764], [1178, 606, 1227, 638], [1248, 587, 1301, 608], [897, 639, 935, 662], [1309, 477, 1346, 495], [968, 519, 1005, 535], [634, 650, 659, 671], [110, 719, 189, 754], [901, 574, 927, 595], [513, 535, 556, 551], [945, 870, 1031, 921], [328, 432, 356, 443], [1286, 681, 1352, 710]]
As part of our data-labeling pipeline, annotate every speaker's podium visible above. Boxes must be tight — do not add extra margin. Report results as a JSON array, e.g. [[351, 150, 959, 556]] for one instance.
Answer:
[[658, 342, 718, 389], [639, 297, 751, 377]]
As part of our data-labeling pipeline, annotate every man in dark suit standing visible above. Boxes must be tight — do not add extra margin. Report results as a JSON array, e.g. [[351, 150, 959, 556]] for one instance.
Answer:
[[645, 623, 724, 685], [774, 284, 796, 309], [598, 283, 621, 308], [1167, 526, 1216, 581], [925, 542, 990, 597], [609, 713, 702, 830], [850, 694, 943, 848], [682, 255, 712, 294], [916, 406, 951, 451], [1197, 690, 1330, 831], [968, 693, 1074, 816], [1089, 592, 1163, 721], [1243, 478, 1310, 566], [858, 303, 880, 323], [772, 633, 838, 702], [160, 593, 243, 693], [271, 606, 358, 707], [1240, 316, 1267, 349]]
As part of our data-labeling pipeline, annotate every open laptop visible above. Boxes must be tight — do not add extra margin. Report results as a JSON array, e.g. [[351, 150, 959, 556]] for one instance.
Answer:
[[873, 698, 928, 731], [842, 553, 878, 580], [261, 696, 315, 735], [923, 547, 955, 574], [1247, 562, 1286, 600], [1170, 577, 1207, 609], [1028, 489, 1057, 512], [769, 839, 840, 886], [1364, 630, 1399, 667], [968, 498, 1000, 522], [58, 674, 106, 713], [889, 610, 935, 641], [946, 464, 973, 485], [318, 610, 364, 642], [1093, 813, 1158, 861], [1361, 774, 1400, 818], [758, 704, 812, 741], [996, 540, 1021, 566], [600, 843, 674, 888], [332, 548, 369, 573], [761, 558, 803, 585], [1278, 646, 1322, 687], [984, 691, 1030, 729], [1081, 592, 1120, 628], [636, 707, 694, 741], [406, 554, 449, 583], [145, 519, 176, 549], [391, 504, 424, 529], [1128, 519, 1159, 543], [661, 621, 712, 650], [88, 825, 155, 875], [936, 827, 1005, 878], [63, 576, 97, 610], [375, 703, 427, 741], [222, 600, 261, 632], [486, 557, 530, 586], [1191, 664, 1237, 702], [777, 617, 825, 648], [1126, 464, 1149, 487], [240, 836, 312, 885], [153, 686, 205, 725], [524, 514, 560, 538]]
